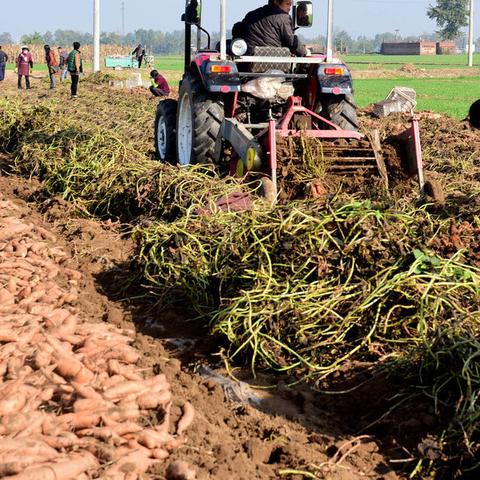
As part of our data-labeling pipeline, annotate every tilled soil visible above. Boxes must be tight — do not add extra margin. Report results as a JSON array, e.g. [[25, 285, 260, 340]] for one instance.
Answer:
[[0, 174, 400, 479]]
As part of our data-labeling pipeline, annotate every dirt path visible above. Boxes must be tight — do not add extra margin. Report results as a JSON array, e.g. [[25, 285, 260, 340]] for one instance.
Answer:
[[0, 167, 401, 480]]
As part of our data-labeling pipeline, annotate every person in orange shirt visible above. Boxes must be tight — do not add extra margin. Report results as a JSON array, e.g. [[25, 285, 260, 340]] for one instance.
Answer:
[[44, 45, 59, 90]]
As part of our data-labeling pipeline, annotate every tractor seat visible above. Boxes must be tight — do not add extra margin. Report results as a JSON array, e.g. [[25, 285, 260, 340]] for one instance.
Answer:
[[250, 46, 292, 74]]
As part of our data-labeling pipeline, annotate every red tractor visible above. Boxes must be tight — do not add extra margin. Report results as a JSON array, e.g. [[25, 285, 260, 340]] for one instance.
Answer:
[[155, 0, 431, 200]]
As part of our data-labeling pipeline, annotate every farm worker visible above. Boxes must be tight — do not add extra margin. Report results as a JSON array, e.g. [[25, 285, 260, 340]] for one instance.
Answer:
[[0, 46, 8, 82], [57, 46, 69, 83], [149, 70, 170, 97], [16, 46, 33, 90], [469, 100, 480, 129], [132, 44, 145, 68], [232, 0, 307, 56], [44, 45, 59, 90], [67, 42, 83, 99]]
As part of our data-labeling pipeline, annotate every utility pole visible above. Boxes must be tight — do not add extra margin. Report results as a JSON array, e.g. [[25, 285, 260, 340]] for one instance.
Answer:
[[93, 0, 100, 72], [121, 1, 126, 39], [468, 0, 474, 67], [326, 0, 334, 61]]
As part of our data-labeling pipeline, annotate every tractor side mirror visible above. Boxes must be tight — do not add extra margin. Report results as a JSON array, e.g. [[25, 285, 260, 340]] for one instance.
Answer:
[[183, 0, 202, 25], [295, 1, 313, 28]]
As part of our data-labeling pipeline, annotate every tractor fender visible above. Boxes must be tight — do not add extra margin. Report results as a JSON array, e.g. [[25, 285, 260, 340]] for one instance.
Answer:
[[317, 64, 353, 95], [190, 56, 241, 94]]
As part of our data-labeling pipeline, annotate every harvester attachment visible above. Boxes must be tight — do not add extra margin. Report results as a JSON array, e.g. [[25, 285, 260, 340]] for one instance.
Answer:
[[402, 114, 445, 203], [216, 96, 388, 203]]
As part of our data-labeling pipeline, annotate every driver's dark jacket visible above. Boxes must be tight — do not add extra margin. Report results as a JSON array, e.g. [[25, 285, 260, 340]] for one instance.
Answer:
[[233, 5, 306, 56]]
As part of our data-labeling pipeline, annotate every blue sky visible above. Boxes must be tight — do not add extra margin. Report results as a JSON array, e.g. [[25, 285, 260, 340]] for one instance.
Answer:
[[1, 1, 478, 40]]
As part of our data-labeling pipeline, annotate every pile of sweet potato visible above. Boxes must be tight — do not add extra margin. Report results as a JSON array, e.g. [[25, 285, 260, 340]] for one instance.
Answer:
[[0, 195, 195, 479]]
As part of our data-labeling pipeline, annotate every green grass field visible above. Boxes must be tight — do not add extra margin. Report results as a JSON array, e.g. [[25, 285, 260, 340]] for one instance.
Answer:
[[343, 53, 480, 70], [354, 76, 480, 118]]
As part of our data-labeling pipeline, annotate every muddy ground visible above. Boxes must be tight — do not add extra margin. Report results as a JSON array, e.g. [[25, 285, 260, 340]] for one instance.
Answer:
[[0, 170, 404, 480]]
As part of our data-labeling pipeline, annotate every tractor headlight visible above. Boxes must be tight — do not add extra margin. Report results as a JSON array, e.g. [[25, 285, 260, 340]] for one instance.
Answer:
[[231, 39, 248, 57]]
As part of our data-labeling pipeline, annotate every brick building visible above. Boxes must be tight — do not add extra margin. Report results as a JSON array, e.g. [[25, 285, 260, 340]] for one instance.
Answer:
[[436, 41, 456, 54], [381, 41, 437, 55]]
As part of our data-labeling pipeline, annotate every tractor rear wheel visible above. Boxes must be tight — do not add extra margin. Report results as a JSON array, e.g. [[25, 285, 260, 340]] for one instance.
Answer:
[[155, 99, 178, 163], [176, 74, 224, 165], [322, 94, 359, 131]]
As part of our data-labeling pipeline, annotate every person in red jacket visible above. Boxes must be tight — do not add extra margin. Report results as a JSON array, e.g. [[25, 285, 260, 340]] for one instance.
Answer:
[[16, 46, 33, 90], [149, 70, 170, 97]]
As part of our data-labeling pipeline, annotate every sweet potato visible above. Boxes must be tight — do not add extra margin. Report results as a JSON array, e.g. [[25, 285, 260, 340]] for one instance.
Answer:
[[102, 403, 140, 423], [13, 412, 47, 437], [7, 452, 99, 480], [42, 433, 87, 449], [0, 288, 14, 305], [55, 353, 94, 384], [137, 390, 172, 410], [102, 449, 153, 478], [0, 439, 58, 463], [77, 427, 127, 446], [0, 462, 30, 477], [152, 448, 170, 460], [177, 402, 195, 436], [73, 398, 114, 413], [137, 429, 174, 449], [103, 381, 147, 401], [144, 374, 169, 392], [0, 392, 26, 415], [34, 350, 52, 369], [57, 412, 101, 429], [71, 382, 103, 400], [108, 359, 143, 381]]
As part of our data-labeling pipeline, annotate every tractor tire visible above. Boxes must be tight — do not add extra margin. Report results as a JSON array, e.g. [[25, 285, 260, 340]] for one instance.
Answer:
[[154, 99, 178, 163], [322, 94, 359, 131], [176, 74, 224, 165]]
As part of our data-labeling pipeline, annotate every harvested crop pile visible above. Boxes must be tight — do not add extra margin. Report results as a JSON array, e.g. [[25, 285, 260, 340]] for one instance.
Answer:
[[0, 194, 195, 479]]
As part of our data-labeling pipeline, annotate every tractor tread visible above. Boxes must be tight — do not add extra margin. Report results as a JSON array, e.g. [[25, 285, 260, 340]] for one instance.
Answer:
[[154, 98, 178, 162], [185, 75, 224, 164]]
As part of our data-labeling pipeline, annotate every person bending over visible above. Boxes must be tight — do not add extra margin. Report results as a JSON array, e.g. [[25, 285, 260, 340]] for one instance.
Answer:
[[149, 70, 170, 97], [233, 0, 307, 56]]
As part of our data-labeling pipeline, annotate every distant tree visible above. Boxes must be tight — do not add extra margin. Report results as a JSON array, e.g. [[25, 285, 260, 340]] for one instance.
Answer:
[[20, 32, 44, 45], [0, 32, 13, 44], [43, 31, 54, 45], [427, 0, 468, 40], [373, 32, 397, 52], [334, 30, 353, 53]]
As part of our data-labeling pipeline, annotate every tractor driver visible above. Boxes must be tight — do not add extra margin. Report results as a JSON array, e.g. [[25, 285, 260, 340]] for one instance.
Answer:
[[232, 0, 307, 57]]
